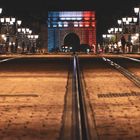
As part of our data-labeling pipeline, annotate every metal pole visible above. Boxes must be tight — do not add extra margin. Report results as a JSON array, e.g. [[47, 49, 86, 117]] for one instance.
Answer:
[[138, 11, 140, 53]]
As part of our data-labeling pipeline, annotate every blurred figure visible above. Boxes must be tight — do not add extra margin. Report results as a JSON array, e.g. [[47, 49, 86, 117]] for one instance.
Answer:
[[121, 35, 126, 53]]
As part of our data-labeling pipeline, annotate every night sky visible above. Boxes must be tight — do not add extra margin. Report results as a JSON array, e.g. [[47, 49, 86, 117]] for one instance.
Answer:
[[0, 0, 139, 43]]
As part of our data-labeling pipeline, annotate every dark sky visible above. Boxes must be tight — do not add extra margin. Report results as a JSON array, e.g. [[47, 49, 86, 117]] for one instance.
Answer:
[[0, 0, 139, 42]]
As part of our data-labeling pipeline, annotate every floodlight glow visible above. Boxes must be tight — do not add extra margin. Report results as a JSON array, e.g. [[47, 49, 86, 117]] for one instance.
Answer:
[[92, 22, 95, 27], [35, 35, 39, 39], [107, 34, 111, 38], [0, 8, 2, 14], [102, 34, 106, 38], [128, 17, 132, 22], [31, 35, 34, 39], [22, 28, 25, 32], [126, 20, 129, 25], [71, 17, 76, 20], [26, 28, 30, 32], [0, 18, 4, 23], [133, 17, 138, 23], [136, 33, 139, 37], [17, 20, 22, 25], [3, 37, 7, 41], [115, 28, 118, 32], [76, 17, 82, 20], [29, 30, 32, 34], [64, 22, 68, 27], [60, 17, 66, 20], [110, 28, 114, 32], [53, 25, 57, 27], [122, 17, 126, 22], [108, 29, 111, 34], [18, 28, 21, 32], [79, 22, 83, 27], [1, 34, 5, 38], [119, 28, 122, 32], [6, 18, 10, 23], [27, 35, 31, 38], [74, 22, 78, 27], [85, 24, 89, 27], [134, 7, 139, 14], [58, 22, 63, 27], [66, 17, 71, 20], [11, 18, 16, 23], [117, 20, 122, 25], [10, 21, 14, 25]]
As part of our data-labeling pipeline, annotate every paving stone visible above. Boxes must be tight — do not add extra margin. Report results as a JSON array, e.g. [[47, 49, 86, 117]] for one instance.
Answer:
[[83, 61, 140, 139]]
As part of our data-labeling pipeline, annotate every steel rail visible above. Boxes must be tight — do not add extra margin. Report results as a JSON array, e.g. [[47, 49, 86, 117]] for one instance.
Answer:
[[72, 55, 92, 140], [102, 57, 140, 88]]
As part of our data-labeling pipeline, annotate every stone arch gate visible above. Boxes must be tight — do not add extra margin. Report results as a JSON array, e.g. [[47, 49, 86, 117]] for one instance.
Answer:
[[47, 11, 96, 52]]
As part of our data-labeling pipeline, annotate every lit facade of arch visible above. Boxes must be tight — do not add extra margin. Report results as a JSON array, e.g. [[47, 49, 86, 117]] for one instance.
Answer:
[[47, 11, 96, 52]]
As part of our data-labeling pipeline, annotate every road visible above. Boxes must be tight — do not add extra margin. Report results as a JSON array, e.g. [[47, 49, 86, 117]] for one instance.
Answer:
[[0, 55, 140, 140], [0, 57, 70, 140]]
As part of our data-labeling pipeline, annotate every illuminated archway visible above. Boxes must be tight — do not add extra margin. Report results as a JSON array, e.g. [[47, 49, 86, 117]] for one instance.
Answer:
[[64, 33, 80, 52], [47, 11, 96, 52]]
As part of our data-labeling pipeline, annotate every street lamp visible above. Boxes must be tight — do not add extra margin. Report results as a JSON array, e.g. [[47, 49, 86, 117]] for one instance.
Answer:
[[120, 16, 138, 53], [0, 8, 2, 14], [134, 7, 140, 50], [17, 27, 32, 53], [0, 17, 23, 53], [17, 20, 22, 26], [117, 20, 123, 33], [108, 27, 122, 43], [27, 34, 39, 53], [102, 34, 107, 46]]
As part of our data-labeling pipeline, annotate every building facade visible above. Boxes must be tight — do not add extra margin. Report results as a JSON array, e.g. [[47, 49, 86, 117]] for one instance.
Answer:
[[47, 11, 96, 52]]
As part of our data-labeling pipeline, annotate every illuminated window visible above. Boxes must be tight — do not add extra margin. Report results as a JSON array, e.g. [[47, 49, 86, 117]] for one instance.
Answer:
[[92, 22, 95, 27], [84, 22, 90, 27], [74, 22, 78, 27], [79, 22, 83, 27], [58, 22, 63, 27], [64, 22, 68, 27]]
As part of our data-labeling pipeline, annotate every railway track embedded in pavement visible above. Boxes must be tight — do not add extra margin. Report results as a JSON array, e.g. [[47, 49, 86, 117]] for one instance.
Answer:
[[60, 55, 98, 140], [102, 57, 140, 88]]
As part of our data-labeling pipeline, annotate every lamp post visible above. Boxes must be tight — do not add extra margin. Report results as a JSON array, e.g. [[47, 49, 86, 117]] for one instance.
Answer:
[[117, 20, 123, 34], [118, 17, 138, 53], [15, 20, 22, 53], [102, 34, 107, 47], [0, 17, 13, 53], [109, 27, 122, 43], [17, 28, 32, 53], [134, 7, 140, 52], [0, 8, 2, 14], [102, 34, 111, 53], [27, 34, 39, 53], [0, 17, 22, 53]]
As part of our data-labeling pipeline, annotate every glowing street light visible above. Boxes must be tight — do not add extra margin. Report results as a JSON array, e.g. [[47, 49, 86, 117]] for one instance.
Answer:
[[0, 8, 2, 14], [117, 20, 122, 25], [134, 7, 140, 48], [17, 20, 22, 26]]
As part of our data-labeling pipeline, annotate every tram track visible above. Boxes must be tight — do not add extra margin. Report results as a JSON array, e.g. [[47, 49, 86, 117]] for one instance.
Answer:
[[61, 55, 140, 140], [102, 57, 140, 88], [60, 55, 98, 140], [80, 56, 140, 140]]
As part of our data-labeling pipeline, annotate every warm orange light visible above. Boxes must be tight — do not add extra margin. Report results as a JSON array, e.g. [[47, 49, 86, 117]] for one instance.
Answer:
[[83, 11, 92, 20], [84, 17, 90, 20], [92, 22, 95, 27], [84, 22, 90, 27]]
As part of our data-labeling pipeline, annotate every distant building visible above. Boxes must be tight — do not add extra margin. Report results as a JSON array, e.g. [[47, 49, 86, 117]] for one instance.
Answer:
[[47, 11, 96, 52]]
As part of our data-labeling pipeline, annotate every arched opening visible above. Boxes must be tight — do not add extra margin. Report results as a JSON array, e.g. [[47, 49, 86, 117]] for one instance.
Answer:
[[64, 32, 80, 52]]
